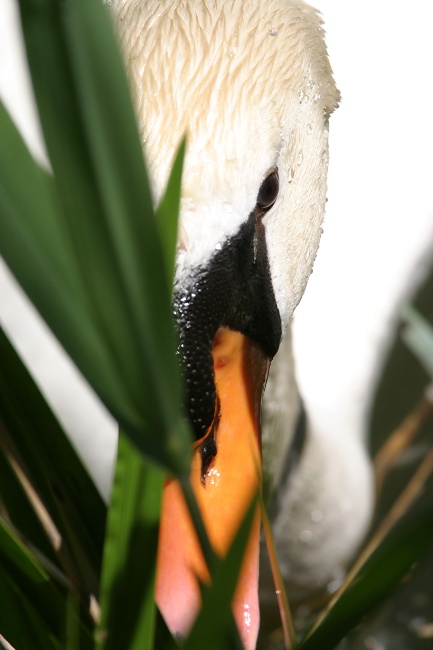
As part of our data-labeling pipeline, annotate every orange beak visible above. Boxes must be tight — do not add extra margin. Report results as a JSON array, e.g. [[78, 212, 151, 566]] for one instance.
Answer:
[[156, 327, 269, 649]]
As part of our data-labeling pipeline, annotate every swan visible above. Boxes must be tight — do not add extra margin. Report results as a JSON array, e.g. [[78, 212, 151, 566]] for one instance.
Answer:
[[106, 0, 374, 647]]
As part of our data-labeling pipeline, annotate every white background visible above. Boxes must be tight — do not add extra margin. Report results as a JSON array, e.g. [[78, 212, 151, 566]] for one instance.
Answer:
[[1, 0, 433, 498]]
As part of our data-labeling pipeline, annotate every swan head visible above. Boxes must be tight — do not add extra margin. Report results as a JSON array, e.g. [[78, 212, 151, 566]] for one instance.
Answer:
[[115, 0, 339, 332], [110, 0, 340, 646]]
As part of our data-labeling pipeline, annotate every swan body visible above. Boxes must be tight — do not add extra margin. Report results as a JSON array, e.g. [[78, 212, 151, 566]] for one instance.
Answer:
[[108, 0, 374, 639], [260, 327, 374, 607]]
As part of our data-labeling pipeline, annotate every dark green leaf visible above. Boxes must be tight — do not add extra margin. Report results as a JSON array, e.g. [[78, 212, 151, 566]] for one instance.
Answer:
[[96, 430, 164, 650], [9, 0, 190, 474], [0, 102, 82, 300], [0, 571, 62, 650], [156, 138, 186, 283], [0, 325, 106, 594], [0, 442, 56, 567], [154, 610, 180, 650], [66, 591, 80, 650], [0, 516, 50, 586], [183, 496, 258, 650], [0, 517, 92, 650]]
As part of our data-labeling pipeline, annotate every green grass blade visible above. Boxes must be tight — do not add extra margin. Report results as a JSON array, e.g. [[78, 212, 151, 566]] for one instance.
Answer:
[[179, 475, 217, 572], [0, 325, 106, 593], [15, 0, 165, 436], [156, 138, 186, 283], [0, 178, 142, 439], [96, 430, 165, 650], [0, 516, 51, 586], [62, 0, 190, 471], [0, 517, 93, 650], [15, 1, 126, 356], [0, 571, 62, 650], [12, 0, 190, 474], [154, 610, 180, 650], [0, 104, 120, 410], [0, 448, 58, 569], [63, 0, 179, 402], [183, 496, 258, 650], [0, 102, 83, 302], [66, 591, 80, 650]]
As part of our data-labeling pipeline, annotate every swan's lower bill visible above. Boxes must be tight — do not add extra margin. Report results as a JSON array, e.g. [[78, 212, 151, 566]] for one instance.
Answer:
[[156, 327, 269, 649]]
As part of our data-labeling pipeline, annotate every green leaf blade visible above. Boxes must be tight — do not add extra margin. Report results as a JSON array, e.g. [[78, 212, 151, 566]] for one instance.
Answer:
[[156, 138, 186, 283], [183, 496, 258, 650], [97, 431, 165, 650], [12, 0, 190, 474], [0, 325, 106, 592]]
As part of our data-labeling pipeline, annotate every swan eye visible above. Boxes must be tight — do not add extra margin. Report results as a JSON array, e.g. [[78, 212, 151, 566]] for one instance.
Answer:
[[256, 169, 279, 213]]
